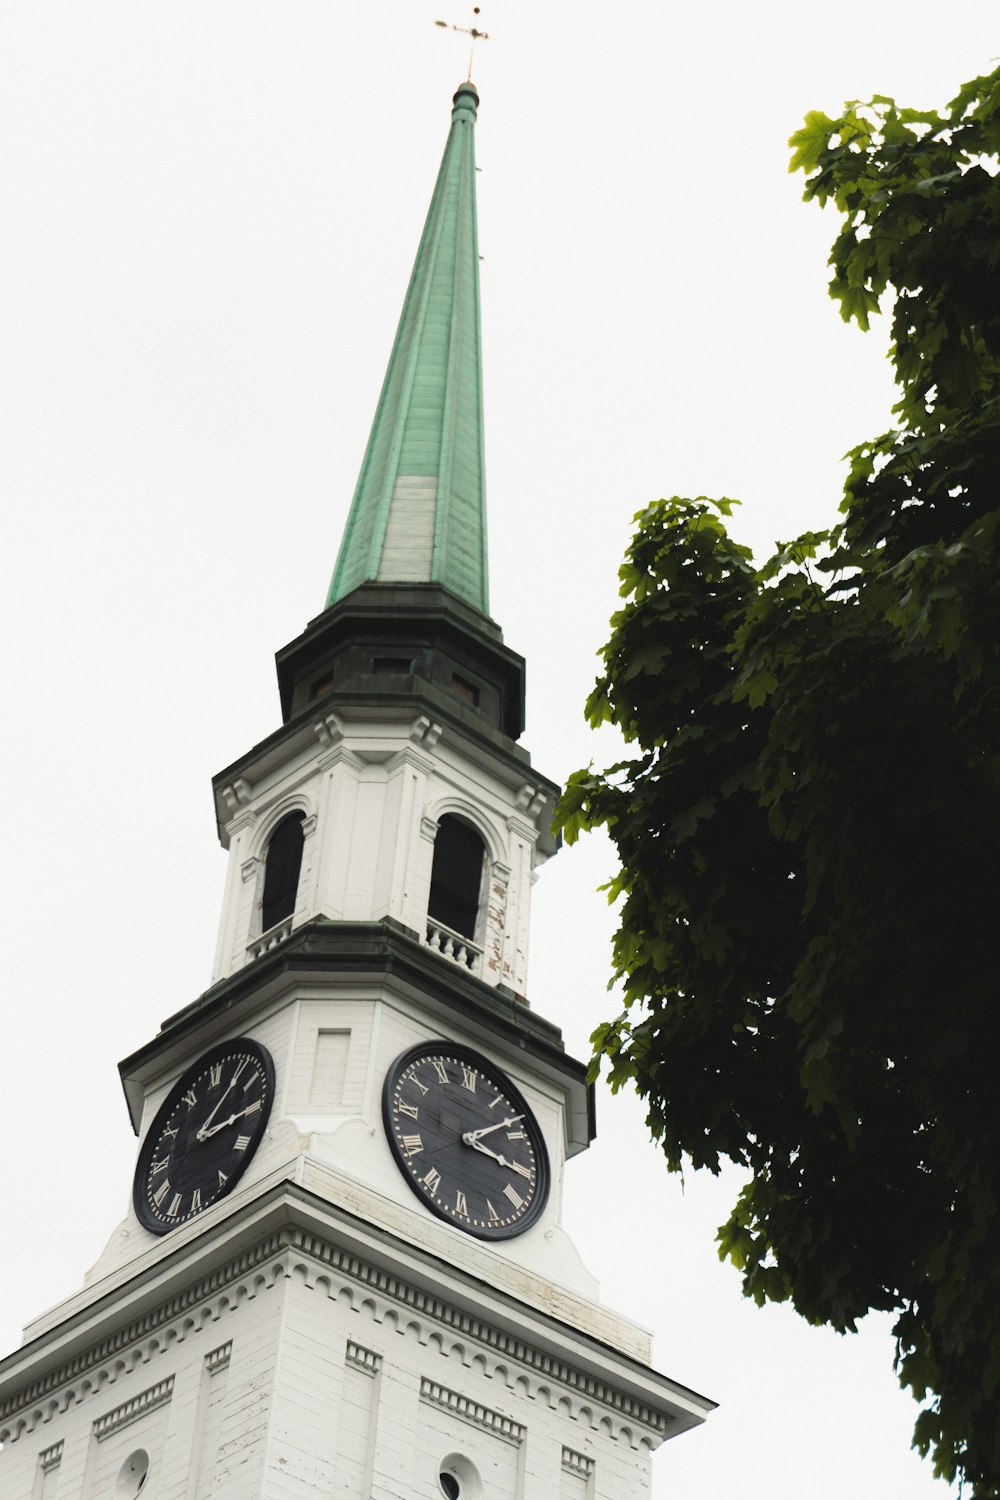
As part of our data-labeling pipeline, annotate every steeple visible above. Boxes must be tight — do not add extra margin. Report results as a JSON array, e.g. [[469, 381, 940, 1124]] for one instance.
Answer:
[[0, 76, 715, 1500], [327, 81, 489, 615]]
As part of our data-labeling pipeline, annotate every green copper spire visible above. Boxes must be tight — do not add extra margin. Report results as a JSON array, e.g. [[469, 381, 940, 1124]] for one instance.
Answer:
[[327, 81, 489, 615]]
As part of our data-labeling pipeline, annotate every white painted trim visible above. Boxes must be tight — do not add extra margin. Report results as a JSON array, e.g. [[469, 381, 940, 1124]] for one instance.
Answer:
[[424, 794, 505, 865], [419, 1378, 525, 1445], [92, 1376, 174, 1441]]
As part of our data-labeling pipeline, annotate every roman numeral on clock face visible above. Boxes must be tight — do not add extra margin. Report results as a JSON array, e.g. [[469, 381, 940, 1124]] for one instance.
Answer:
[[460, 1066, 476, 1092], [431, 1059, 449, 1086], [455, 1190, 468, 1217], [421, 1166, 442, 1193], [210, 1063, 223, 1087], [401, 1134, 423, 1156], [234, 1134, 252, 1152], [398, 1100, 419, 1120], [152, 1178, 171, 1209], [503, 1183, 524, 1209]]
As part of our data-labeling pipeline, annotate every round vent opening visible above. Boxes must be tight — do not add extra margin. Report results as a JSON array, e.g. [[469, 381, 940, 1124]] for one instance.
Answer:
[[439, 1453, 482, 1499], [114, 1449, 150, 1498]]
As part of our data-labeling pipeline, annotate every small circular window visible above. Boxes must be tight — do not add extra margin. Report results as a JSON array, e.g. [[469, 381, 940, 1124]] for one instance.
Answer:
[[438, 1453, 482, 1499], [114, 1449, 149, 1498]]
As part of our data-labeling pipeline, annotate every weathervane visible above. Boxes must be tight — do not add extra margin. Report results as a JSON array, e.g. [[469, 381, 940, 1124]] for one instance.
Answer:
[[434, 5, 492, 80]]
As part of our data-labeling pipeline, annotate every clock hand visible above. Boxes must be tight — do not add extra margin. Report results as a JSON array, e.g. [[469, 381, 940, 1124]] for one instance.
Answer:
[[461, 1113, 523, 1145], [199, 1104, 258, 1141], [463, 1136, 533, 1180], [196, 1059, 252, 1141], [196, 1082, 239, 1141]]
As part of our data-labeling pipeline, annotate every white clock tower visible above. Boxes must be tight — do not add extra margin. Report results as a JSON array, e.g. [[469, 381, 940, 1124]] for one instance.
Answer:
[[0, 81, 713, 1500]]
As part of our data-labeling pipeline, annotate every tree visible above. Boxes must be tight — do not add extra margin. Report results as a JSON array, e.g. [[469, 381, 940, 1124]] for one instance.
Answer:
[[556, 68, 1000, 1496]]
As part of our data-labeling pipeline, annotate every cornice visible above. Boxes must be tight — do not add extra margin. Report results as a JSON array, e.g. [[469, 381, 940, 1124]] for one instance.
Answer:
[[0, 1232, 286, 1437], [0, 1185, 714, 1446], [117, 918, 592, 1146], [211, 687, 555, 846]]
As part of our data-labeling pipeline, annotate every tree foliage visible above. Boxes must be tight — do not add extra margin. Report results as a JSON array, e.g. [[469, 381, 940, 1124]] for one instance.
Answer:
[[556, 68, 1000, 1495]]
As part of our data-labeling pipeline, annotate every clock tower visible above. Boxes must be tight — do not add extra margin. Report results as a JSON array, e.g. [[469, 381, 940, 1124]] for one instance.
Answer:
[[0, 81, 713, 1500]]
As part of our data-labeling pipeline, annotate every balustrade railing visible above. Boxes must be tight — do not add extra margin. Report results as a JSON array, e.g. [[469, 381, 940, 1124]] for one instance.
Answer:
[[424, 915, 483, 975], [247, 915, 293, 961]]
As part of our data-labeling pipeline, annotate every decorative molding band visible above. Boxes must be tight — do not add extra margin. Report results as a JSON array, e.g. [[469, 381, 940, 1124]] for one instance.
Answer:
[[562, 1447, 595, 1477], [419, 815, 439, 841], [205, 1342, 232, 1376], [38, 1440, 63, 1473], [420, 1378, 524, 1445], [0, 1230, 288, 1429], [345, 1341, 382, 1376], [0, 1222, 668, 1444], [288, 1227, 669, 1435], [93, 1376, 174, 1442]]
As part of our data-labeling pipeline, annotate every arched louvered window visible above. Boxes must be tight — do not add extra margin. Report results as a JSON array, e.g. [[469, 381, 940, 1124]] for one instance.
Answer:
[[428, 815, 486, 941], [261, 811, 306, 932]]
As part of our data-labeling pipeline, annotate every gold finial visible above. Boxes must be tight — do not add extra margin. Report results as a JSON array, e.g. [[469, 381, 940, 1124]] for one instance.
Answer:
[[434, 6, 492, 80]]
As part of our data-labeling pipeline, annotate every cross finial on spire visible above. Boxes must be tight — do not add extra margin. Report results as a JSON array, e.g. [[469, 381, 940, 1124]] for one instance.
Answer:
[[434, 5, 492, 80]]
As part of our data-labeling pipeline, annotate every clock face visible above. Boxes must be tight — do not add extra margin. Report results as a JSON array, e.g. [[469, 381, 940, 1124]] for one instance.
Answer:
[[133, 1037, 275, 1235], [382, 1041, 549, 1240]]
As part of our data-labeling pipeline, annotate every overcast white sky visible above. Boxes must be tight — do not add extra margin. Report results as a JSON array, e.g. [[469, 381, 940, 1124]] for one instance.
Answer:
[[2, 3, 996, 1496]]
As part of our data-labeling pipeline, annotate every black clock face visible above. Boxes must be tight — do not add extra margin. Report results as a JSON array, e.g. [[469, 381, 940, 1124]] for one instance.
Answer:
[[382, 1042, 549, 1240], [133, 1037, 275, 1235]]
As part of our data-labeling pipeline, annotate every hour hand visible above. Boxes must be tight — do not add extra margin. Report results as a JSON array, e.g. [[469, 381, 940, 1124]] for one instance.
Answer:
[[462, 1113, 523, 1145], [196, 1087, 235, 1141], [199, 1104, 256, 1141], [198, 1112, 237, 1141]]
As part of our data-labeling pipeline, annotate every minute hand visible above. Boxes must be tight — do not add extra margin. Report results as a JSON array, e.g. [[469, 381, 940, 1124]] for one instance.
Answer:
[[464, 1136, 533, 1180], [462, 1113, 523, 1145]]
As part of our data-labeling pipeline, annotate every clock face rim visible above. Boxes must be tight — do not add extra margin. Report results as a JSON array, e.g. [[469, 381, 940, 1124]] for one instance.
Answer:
[[382, 1039, 550, 1241], [132, 1036, 276, 1236]]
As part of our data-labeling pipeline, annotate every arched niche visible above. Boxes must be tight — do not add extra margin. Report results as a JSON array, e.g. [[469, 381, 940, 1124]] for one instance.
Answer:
[[427, 814, 487, 941], [260, 810, 306, 932]]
